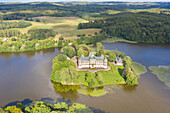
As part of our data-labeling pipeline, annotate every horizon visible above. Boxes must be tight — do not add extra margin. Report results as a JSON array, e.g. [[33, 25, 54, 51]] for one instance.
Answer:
[[0, 0, 170, 3]]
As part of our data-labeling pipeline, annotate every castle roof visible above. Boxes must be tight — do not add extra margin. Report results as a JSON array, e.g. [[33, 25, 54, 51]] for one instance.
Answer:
[[79, 54, 106, 61]]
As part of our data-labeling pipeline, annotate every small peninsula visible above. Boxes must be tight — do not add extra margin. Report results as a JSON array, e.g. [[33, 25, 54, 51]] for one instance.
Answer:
[[51, 42, 147, 96]]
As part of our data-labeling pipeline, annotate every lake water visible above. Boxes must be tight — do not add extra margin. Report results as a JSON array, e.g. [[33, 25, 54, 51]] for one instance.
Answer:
[[0, 42, 170, 113]]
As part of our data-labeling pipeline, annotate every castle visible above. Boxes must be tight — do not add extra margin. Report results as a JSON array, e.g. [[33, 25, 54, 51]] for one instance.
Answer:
[[78, 54, 107, 69]]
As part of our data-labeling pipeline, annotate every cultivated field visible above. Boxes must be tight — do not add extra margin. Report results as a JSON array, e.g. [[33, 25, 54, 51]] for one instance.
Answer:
[[5, 16, 101, 40]]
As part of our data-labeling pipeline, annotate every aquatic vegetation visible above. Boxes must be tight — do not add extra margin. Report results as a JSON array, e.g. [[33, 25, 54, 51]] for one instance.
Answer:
[[149, 66, 170, 87], [132, 62, 147, 78]]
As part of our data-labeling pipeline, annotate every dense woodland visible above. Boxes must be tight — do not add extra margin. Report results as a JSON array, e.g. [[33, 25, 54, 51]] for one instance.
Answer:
[[78, 12, 170, 43]]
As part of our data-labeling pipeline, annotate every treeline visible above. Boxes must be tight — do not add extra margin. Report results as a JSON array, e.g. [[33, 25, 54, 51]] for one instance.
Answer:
[[0, 21, 32, 30], [28, 29, 57, 40], [78, 12, 170, 43], [2, 11, 75, 20], [0, 101, 93, 113], [0, 29, 22, 37], [78, 20, 103, 29], [76, 33, 108, 44], [0, 28, 57, 39]]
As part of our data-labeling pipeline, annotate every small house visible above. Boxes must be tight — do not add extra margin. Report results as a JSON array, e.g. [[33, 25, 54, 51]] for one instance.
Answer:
[[115, 57, 123, 65]]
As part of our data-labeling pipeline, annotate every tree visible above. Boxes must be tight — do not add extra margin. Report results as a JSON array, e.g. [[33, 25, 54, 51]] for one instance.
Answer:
[[122, 66, 131, 78], [72, 103, 93, 113], [5, 106, 23, 113], [77, 48, 84, 58], [57, 54, 67, 62], [62, 46, 76, 58], [85, 73, 95, 88], [69, 66, 79, 83], [108, 52, 116, 62], [126, 72, 138, 85], [59, 68, 69, 83], [59, 36, 64, 40], [33, 102, 51, 113], [99, 49, 105, 56], [96, 42, 104, 52], [124, 56, 132, 67]]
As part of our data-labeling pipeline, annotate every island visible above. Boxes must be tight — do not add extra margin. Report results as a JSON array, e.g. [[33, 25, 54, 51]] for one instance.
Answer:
[[51, 42, 147, 96]]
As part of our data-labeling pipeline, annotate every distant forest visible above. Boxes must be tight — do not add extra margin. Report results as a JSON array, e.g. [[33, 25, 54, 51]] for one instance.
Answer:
[[78, 12, 170, 43], [0, 2, 169, 20]]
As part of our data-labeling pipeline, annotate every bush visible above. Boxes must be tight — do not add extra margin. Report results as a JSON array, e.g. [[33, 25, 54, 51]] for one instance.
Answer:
[[11, 38, 16, 41], [59, 37, 64, 40]]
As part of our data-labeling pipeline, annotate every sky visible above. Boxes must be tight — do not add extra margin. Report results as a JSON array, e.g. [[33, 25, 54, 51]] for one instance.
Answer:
[[0, 0, 170, 3]]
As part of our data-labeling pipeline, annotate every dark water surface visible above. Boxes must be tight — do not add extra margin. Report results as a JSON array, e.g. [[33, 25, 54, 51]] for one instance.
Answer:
[[0, 42, 170, 113]]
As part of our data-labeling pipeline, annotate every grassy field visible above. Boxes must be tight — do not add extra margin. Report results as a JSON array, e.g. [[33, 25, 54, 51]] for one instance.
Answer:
[[96, 64, 125, 85], [132, 62, 147, 78], [5, 16, 100, 40], [102, 37, 137, 43], [149, 66, 170, 87]]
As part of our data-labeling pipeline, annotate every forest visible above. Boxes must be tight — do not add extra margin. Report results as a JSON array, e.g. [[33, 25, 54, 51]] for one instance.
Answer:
[[0, 101, 94, 113], [78, 12, 170, 43]]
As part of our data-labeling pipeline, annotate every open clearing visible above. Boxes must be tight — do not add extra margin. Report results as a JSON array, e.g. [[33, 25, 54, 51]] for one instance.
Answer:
[[5, 16, 101, 40]]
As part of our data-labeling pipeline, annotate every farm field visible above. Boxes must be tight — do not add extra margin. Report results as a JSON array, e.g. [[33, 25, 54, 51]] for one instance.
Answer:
[[4, 16, 101, 40]]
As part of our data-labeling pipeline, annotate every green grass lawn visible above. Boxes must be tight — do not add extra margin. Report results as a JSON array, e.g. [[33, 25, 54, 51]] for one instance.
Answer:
[[97, 64, 125, 85], [149, 66, 170, 87]]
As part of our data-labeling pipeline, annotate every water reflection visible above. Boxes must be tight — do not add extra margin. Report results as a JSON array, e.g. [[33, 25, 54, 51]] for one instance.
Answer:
[[52, 82, 80, 101], [0, 47, 58, 59], [122, 85, 137, 92]]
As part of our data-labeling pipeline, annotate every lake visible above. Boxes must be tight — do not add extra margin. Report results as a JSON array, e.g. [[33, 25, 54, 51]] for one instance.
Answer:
[[0, 42, 170, 113]]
